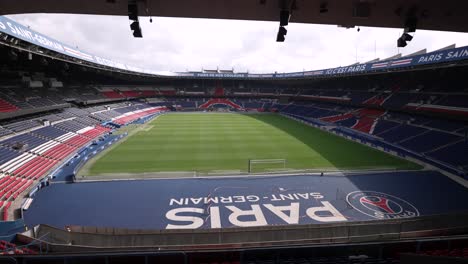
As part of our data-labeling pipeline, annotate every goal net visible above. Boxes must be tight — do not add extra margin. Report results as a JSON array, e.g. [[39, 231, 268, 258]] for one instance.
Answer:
[[248, 159, 287, 173]]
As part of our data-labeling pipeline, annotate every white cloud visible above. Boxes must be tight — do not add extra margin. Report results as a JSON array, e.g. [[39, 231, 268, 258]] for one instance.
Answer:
[[8, 13, 468, 73]]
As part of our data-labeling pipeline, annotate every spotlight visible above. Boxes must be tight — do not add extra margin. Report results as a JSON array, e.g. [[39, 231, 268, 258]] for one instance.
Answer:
[[128, 1, 143, 38], [397, 32, 413, 48], [401, 32, 413, 42], [276, 26, 287, 42], [130, 21, 143, 38], [397, 37, 407, 48], [276, 32, 285, 42], [279, 26, 287, 36], [280, 10, 290, 26], [276, 33, 285, 42]]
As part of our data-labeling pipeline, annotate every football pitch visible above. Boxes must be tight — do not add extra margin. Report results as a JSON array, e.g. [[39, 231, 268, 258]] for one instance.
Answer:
[[85, 113, 421, 175]]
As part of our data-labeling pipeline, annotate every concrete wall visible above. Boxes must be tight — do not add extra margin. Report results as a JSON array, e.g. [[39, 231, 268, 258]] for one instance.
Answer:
[[24, 212, 468, 252]]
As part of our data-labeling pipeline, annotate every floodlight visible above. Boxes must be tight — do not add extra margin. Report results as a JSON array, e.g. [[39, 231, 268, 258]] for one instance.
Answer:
[[401, 33, 413, 42], [397, 37, 407, 48]]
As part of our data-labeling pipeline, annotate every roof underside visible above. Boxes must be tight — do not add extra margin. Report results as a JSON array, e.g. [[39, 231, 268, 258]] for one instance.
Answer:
[[2, 0, 468, 32]]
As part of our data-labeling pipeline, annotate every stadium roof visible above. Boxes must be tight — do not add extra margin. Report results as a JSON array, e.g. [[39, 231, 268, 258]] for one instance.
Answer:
[[2, 0, 468, 33], [1, 15, 468, 80]]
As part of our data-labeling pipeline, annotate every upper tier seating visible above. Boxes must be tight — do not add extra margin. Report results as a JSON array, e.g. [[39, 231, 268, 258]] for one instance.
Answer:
[[0, 98, 19, 113], [102, 91, 125, 99], [158, 87, 176, 95], [3, 120, 41, 133], [244, 102, 264, 109], [121, 90, 140, 97], [140, 89, 158, 97], [214, 87, 224, 96], [177, 101, 197, 108]]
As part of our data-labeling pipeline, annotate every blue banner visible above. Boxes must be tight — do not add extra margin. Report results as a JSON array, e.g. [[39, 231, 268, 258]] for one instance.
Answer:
[[1, 15, 468, 79]]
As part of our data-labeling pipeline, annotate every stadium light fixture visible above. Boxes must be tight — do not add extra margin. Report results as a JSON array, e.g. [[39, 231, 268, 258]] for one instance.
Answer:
[[130, 21, 143, 38], [397, 37, 407, 48], [276, 26, 287, 42], [276, 0, 295, 42], [404, 16, 418, 33], [401, 33, 413, 42], [279, 26, 287, 36], [128, 0, 143, 38], [276, 32, 285, 42], [280, 10, 290, 26], [397, 32, 413, 48], [128, 2, 138, 21]]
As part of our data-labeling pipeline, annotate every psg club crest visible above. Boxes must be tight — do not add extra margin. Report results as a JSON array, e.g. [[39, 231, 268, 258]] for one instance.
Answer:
[[346, 191, 419, 220]]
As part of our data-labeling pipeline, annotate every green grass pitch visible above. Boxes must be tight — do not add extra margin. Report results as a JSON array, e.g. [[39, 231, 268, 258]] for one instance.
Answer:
[[87, 113, 421, 175]]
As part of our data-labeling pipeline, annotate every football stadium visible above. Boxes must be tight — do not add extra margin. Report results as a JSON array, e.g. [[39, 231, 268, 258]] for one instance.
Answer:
[[0, 1, 468, 263]]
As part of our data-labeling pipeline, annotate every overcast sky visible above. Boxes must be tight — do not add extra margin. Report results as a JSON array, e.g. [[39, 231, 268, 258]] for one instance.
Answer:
[[8, 14, 468, 73]]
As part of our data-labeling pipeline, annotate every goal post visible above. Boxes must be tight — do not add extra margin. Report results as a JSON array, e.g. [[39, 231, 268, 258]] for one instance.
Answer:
[[248, 159, 287, 173]]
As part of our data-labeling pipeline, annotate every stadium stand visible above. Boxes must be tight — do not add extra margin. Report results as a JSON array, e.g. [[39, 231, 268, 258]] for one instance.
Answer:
[[0, 97, 168, 221], [1, 15, 468, 261], [0, 98, 18, 113], [0, 240, 37, 255]]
